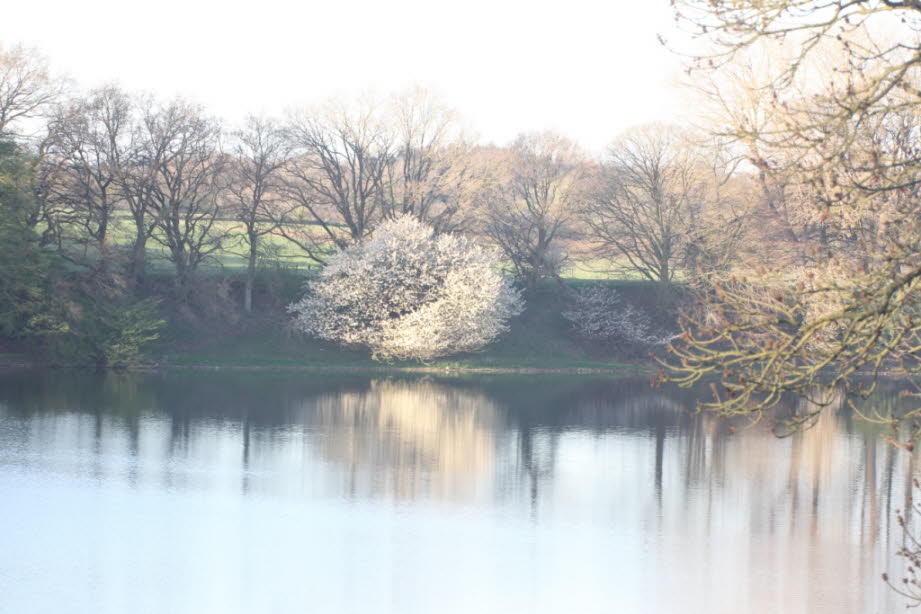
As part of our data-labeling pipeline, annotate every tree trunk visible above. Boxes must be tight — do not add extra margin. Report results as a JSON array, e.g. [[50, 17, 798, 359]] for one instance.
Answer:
[[245, 241, 257, 314], [131, 216, 148, 281], [97, 214, 110, 274], [132, 238, 146, 280], [97, 238, 110, 275], [172, 249, 192, 302]]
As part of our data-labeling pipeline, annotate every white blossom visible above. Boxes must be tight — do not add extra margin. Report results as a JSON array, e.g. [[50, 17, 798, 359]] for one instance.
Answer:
[[288, 215, 523, 360]]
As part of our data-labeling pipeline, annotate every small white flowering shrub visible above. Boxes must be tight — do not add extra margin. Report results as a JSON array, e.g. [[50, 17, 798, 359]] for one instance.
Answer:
[[562, 285, 671, 348], [288, 215, 523, 361]]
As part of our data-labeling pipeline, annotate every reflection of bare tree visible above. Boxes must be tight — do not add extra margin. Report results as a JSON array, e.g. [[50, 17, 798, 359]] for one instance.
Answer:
[[305, 379, 498, 502], [513, 426, 560, 519], [653, 385, 921, 614]]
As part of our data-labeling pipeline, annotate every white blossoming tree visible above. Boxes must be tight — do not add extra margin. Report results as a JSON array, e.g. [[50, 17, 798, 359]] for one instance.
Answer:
[[562, 285, 673, 349], [288, 215, 523, 361]]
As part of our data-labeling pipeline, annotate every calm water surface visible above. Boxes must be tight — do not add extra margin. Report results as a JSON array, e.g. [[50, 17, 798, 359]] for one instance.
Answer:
[[0, 370, 916, 614]]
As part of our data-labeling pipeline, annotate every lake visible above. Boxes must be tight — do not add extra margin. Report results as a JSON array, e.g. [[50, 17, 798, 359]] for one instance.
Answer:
[[0, 369, 915, 614]]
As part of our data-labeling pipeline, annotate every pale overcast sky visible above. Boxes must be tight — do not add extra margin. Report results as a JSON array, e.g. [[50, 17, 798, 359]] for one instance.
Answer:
[[1, 0, 684, 152]]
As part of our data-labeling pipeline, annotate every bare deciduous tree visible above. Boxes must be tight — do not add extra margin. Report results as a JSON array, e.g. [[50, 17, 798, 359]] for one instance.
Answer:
[[382, 88, 474, 232], [227, 115, 290, 313], [481, 132, 586, 289], [26, 125, 72, 247], [118, 116, 159, 281], [584, 125, 700, 289], [44, 86, 133, 274], [583, 125, 746, 290], [138, 99, 227, 292], [680, 136, 752, 280], [0, 44, 60, 138], [665, 0, 921, 442], [280, 99, 393, 261]]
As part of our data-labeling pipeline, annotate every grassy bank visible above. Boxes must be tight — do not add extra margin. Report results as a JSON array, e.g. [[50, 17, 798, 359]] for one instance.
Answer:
[[1, 270, 671, 374], [155, 330, 644, 374], [147, 278, 666, 374]]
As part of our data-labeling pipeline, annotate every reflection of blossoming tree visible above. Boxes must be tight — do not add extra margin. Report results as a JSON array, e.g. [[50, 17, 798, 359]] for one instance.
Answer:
[[308, 378, 498, 501], [289, 215, 522, 361]]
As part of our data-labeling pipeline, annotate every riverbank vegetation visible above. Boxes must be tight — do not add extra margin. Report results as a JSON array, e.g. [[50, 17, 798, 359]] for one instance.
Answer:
[[0, 44, 718, 370], [6, 0, 921, 390]]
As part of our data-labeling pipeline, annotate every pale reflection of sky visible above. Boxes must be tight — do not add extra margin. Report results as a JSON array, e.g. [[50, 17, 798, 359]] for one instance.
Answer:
[[0, 373, 914, 614]]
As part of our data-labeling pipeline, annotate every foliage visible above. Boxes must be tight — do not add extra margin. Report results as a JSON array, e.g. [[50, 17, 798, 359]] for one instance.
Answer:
[[0, 137, 165, 368], [88, 298, 165, 368], [0, 140, 67, 338], [47, 296, 165, 369], [289, 215, 523, 361], [562, 285, 672, 349]]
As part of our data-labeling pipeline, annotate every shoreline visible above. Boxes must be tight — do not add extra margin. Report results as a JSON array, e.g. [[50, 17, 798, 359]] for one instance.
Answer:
[[0, 353, 649, 376], [149, 363, 648, 375]]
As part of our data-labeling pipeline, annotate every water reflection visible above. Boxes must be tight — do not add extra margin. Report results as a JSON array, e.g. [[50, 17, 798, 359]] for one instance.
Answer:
[[0, 369, 916, 614], [304, 379, 498, 501]]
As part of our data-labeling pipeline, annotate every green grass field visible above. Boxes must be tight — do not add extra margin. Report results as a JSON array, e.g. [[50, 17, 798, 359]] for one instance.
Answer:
[[102, 212, 643, 280], [103, 214, 323, 275]]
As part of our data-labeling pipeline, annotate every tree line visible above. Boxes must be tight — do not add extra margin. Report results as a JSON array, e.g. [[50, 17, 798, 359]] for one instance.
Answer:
[[5, 20, 898, 372], [0, 43, 779, 310]]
